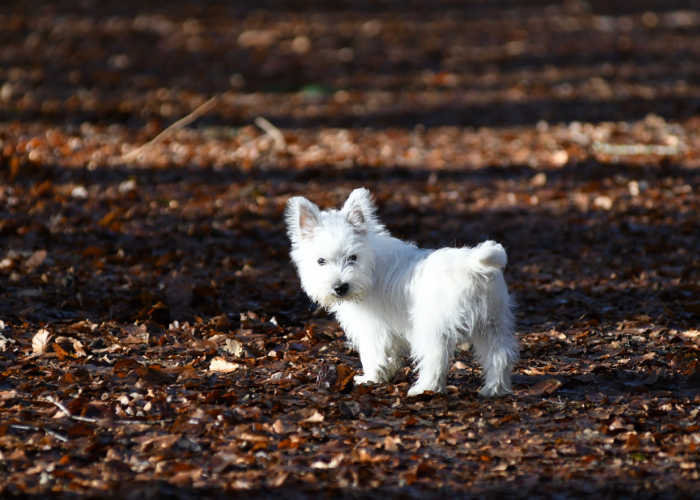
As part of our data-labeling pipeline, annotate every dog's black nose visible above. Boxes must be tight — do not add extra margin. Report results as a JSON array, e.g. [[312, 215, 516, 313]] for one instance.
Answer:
[[334, 283, 349, 297]]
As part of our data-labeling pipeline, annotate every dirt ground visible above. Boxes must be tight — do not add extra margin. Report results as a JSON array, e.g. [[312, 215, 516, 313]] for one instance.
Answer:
[[1, 0, 699, 498]]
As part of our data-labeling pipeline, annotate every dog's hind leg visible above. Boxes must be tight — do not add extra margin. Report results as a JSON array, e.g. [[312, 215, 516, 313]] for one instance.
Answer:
[[471, 321, 518, 396]]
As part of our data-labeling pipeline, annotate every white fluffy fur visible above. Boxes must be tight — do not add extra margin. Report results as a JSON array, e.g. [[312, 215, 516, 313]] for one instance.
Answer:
[[285, 188, 518, 397]]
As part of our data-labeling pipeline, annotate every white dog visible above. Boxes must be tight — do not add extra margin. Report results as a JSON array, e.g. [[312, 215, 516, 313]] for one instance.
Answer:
[[285, 188, 518, 396]]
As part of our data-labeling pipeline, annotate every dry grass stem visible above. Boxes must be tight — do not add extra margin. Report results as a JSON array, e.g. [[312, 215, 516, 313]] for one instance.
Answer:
[[254, 116, 287, 150], [592, 141, 684, 156], [122, 95, 219, 161]]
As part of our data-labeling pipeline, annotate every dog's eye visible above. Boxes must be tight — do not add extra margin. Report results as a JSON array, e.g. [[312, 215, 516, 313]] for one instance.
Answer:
[[317, 258, 326, 266], [347, 254, 357, 263]]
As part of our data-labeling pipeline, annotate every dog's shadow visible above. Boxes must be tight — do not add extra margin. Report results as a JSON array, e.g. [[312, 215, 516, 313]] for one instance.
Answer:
[[511, 369, 699, 400]]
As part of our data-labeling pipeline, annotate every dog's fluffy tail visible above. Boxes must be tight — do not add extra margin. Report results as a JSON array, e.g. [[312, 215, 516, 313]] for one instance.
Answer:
[[471, 240, 507, 270]]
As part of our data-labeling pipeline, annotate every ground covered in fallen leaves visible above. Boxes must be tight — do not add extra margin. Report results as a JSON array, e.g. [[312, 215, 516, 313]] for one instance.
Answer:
[[1, 0, 699, 498]]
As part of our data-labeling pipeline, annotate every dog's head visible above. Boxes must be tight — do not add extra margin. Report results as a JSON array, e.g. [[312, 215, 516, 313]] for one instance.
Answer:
[[285, 188, 386, 308]]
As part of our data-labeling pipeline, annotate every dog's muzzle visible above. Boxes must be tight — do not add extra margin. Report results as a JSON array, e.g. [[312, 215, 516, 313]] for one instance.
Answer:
[[333, 282, 350, 297]]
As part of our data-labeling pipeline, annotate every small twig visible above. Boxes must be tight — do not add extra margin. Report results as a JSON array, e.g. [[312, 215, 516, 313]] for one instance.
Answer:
[[44, 428, 70, 442], [122, 95, 219, 161], [43, 396, 99, 423], [43, 395, 173, 427], [113, 418, 174, 426], [592, 141, 683, 156], [10, 424, 37, 431], [254, 116, 286, 150], [10, 424, 68, 442]]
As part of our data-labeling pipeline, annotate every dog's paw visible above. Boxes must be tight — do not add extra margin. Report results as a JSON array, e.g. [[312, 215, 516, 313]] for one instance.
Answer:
[[407, 384, 443, 397], [353, 374, 376, 385], [407, 385, 425, 397], [478, 384, 512, 397]]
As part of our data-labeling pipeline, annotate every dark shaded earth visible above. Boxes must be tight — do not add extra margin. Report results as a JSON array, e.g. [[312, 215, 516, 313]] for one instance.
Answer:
[[1, 0, 699, 498]]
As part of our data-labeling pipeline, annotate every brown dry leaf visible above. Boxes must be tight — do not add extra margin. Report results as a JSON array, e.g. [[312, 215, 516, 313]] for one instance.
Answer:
[[271, 419, 289, 434], [311, 454, 343, 469], [134, 434, 180, 453], [222, 338, 244, 358], [681, 329, 700, 341], [302, 410, 324, 423], [527, 378, 563, 396], [239, 432, 268, 444], [123, 324, 149, 344], [522, 366, 547, 376], [212, 451, 248, 473], [208, 357, 241, 373], [623, 432, 640, 450], [277, 436, 304, 450], [32, 328, 51, 355], [25, 249, 47, 269], [402, 461, 436, 485], [640, 352, 656, 362], [267, 471, 289, 488], [0, 390, 18, 401], [66, 319, 98, 333], [335, 363, 355, 392], [354, 448, 373, 463], [169, 467, 202, 485], [384, 435, 402, 452], [0, 334, 12, 353], [493, 462, 510, 472], [81, 246, 106, 258], [112, 358, 142, 378], [71, 338, 86, 357], [53, 341, 69, 360], [54, 336, 86, 357], [177, 364, 198, 381], [98, 208, 121, 228], [609, 418, 633, 433], [593, 195, 613, 210], [531, 172, 548, 186]]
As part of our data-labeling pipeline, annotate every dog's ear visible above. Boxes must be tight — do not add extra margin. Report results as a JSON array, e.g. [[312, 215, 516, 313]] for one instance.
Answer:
[[286, 196, 320, 243], [341, 188, 387, 234]]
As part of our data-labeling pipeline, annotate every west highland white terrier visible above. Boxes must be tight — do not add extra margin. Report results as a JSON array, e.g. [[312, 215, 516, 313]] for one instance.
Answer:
[[285, 188, 518, 396]]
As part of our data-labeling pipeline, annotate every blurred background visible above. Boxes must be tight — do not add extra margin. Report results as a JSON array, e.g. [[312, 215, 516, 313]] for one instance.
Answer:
[[1, 0, 697, 324], [3, 0, 699, 132]]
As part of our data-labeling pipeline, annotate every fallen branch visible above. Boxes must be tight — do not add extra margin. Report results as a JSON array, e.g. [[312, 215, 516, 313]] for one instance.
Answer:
[[122, 95, 219, 161]]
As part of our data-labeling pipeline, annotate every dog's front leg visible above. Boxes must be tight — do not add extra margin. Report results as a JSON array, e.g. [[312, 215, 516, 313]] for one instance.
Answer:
[[353, 334, 390, 384], [336, 307, 397, 386]]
